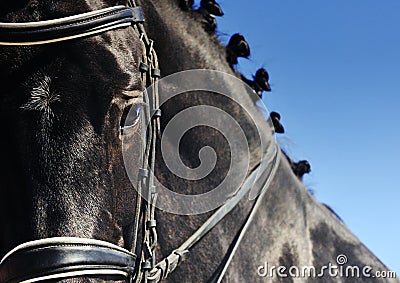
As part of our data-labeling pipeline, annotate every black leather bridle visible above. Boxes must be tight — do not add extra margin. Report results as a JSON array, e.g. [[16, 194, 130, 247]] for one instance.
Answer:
[[0, 1, 280, 282]]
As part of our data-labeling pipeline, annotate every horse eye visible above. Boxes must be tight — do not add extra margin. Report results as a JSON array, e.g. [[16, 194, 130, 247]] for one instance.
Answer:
[[120, 104, 142, 130]]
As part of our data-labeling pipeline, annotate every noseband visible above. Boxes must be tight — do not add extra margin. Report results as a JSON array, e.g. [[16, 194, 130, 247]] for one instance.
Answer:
[[0, 237, 137, 282]]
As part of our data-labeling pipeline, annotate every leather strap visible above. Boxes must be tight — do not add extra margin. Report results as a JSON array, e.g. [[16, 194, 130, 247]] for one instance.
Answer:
[[0, 237, 136, 283], [147, 144, 281, 282], [0, 6, 144, 45]]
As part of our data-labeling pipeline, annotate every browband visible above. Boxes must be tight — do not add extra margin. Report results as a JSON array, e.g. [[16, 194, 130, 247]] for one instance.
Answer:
[[0, 6, 144, 45], [0, 237, 136, 283]]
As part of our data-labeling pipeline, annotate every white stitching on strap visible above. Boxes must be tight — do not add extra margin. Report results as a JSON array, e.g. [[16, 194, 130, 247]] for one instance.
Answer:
[[1, 236, 134, 264]]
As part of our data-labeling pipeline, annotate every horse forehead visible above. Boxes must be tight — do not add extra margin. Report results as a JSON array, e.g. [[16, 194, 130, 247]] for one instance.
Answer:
[[92, 29, 144, 90]]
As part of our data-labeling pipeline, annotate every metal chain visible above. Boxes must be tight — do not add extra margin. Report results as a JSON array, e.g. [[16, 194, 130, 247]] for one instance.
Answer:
[[128, 1, 161, 282]]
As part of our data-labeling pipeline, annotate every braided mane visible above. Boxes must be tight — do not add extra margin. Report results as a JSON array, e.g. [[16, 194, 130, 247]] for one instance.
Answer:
[[176, 0, 312, 181]]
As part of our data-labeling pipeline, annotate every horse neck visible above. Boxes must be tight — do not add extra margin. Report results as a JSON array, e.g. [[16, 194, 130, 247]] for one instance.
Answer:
[[140, 0, 230, 75], [139, 1, 270, 279], [139, 3, 393, 282], [141, 0, 270, 166]]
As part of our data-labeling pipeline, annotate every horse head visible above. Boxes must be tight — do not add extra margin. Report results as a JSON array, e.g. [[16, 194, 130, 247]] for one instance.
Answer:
[[0, 1, 151, 281]]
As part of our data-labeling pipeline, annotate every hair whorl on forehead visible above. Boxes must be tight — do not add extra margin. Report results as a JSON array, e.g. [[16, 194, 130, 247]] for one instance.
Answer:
[[21, 70, 61, 122]]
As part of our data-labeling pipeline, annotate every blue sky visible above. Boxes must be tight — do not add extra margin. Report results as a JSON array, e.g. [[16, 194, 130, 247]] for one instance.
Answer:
[[210, 0, 399, 274]]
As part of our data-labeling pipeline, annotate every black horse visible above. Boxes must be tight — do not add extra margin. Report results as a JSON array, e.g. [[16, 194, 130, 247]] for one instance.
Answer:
[[0, 1, 151, 281], [0, 1, 396, 283]]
